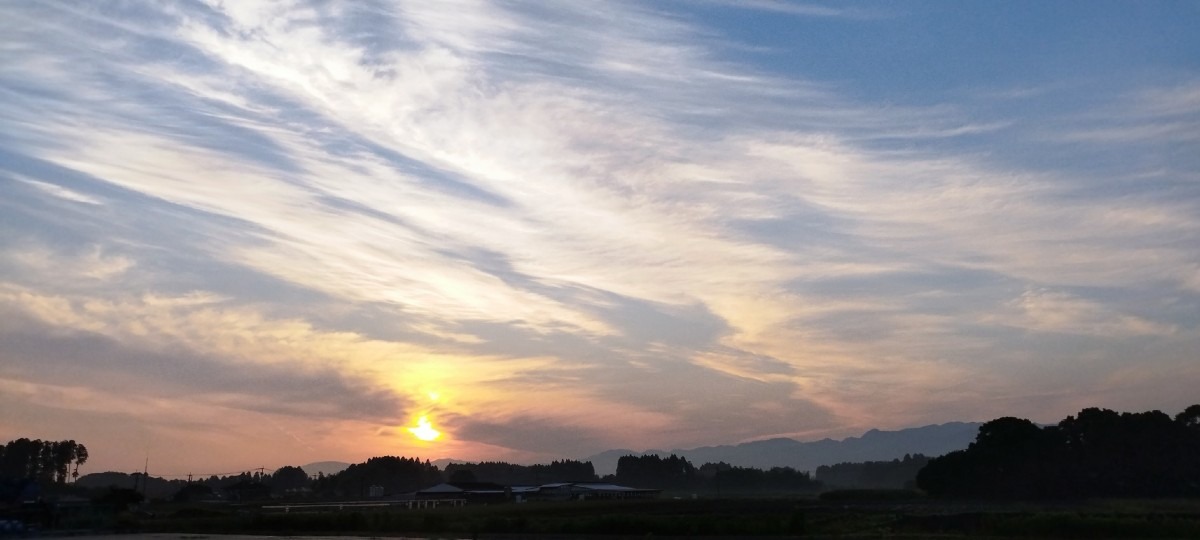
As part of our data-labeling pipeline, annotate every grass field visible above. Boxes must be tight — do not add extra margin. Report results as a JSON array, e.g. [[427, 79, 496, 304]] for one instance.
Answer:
[[114, 494, 1200, 539]]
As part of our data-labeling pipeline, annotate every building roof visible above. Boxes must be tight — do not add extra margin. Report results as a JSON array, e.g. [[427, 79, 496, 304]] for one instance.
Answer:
[[418, 481, 507, 494], [572, 483, 659, 492], [418, 483, 462, 493]]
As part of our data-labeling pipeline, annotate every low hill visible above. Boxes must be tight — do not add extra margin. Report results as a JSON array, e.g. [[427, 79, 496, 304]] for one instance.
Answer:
[[586, 422, 981, 476], [75, 471, 182, 499], [300, 461, 350, 477]]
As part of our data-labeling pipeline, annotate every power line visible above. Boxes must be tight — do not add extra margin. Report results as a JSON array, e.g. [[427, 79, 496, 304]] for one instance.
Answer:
[[150, 467, 281, 479]]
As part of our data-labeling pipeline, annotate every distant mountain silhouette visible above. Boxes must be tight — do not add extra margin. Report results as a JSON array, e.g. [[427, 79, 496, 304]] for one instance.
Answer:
[[431, 458, 471, 471], [585, 422, 982, 476], [301, 460, 351, 477]]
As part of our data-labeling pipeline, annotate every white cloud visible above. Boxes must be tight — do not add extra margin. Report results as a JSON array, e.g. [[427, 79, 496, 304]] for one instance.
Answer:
[[693, 0, 883, 19], [1, 0, 1198, 469], [6, 245, 133, 282], [16, 177, 103, 205], [1137, 81, 1200, 117], [1001, 288, 1176, 337]]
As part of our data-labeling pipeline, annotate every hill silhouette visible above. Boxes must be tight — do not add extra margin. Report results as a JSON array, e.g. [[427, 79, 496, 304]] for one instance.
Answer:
[[300, 461, 350, 477], [585, 422, 980, 475]]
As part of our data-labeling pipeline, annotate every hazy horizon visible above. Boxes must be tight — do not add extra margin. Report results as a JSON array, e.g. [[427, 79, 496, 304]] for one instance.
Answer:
[[73, 418, 984, 479], [2, 1, 1198, 475]]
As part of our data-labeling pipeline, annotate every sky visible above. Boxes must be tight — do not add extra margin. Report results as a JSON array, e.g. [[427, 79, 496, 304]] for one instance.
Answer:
[[1, 0, 1198, 477]]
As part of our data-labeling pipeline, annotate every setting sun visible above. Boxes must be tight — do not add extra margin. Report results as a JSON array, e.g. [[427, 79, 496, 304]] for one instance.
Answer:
[[408, 416, 441, 442]]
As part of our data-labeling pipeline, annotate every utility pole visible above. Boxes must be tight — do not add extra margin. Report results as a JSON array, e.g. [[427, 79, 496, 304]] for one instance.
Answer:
[[141, 456, 149, 497]]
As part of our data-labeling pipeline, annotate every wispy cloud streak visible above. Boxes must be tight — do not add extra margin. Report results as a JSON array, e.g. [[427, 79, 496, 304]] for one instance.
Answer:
[[0, 0, 1197, 471]]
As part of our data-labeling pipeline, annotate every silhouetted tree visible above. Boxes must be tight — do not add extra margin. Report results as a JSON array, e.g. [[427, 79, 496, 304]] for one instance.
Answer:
[[1176, 404, 1200, 430], [709, 465, 819, 492], [816, 454, 929, 489], [0, 439, 88, 484], [443, 459, 597, 485], [72, 444, 88, 482], [314, 456, 440, 497], [448, 468, 477, 483], [270, 465, 311, 494], [615, 454, 696, 489], [917, 405, 1200, 499]]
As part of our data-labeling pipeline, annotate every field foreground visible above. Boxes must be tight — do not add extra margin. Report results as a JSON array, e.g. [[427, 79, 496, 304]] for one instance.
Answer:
[[55, 496, 1199, 539]]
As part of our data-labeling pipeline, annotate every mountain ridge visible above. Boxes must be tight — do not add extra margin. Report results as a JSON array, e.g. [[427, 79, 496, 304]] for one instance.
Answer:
[[76, 423, 982, 482], [300, 460, 351, 477], [584, 421, 982, 476]]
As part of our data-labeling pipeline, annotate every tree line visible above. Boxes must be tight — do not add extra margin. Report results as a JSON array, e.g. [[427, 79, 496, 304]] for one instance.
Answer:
[[444, 459, 596, 486], [917, 404, 1200, 499], [11, 403, 1198, 503], [815, 454, 929, 490], [312, 456, 441, 497], [614, 454, 821, 493], [62, 455, 820, 501], [0, 439, 89, 485]]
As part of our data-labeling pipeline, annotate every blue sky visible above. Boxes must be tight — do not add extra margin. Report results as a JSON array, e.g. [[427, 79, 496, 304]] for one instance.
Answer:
[[1, 0, 1198, 474]]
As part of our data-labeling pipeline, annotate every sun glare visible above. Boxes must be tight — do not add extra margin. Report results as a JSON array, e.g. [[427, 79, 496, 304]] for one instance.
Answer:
[[408, 416, 441, 441]]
